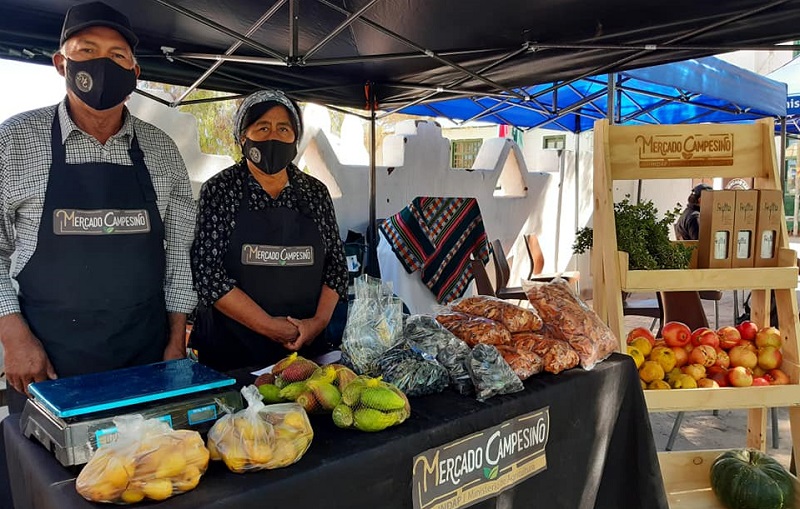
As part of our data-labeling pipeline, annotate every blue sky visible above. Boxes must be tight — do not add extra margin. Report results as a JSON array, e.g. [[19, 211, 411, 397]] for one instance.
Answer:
[[0, 59, 65, 123]]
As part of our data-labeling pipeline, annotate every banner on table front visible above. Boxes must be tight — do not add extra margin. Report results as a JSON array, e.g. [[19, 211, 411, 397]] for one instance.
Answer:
[[411, 407, 549, 509]]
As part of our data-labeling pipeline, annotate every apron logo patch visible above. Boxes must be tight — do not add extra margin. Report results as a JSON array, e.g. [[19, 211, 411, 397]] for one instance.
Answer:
[[242, 244, 314, 266], [75, 71, 93, 92], [53, 209, 151, 235]]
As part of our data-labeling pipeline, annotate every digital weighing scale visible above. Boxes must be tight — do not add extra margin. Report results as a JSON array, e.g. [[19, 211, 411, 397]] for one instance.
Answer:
[[20, 358, 243, 467]]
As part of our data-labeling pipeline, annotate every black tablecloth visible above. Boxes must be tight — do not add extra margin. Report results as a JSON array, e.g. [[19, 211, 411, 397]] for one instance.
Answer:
[[4, 354, 668, 509]]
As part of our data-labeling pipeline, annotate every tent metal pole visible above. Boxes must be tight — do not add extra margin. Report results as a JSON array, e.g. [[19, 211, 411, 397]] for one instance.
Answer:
[[303, 48, 511, 66], [780, 117, 788, 193], [178, 93, 249, 106], [289, 0, 298, 59], [554, 149, 566, 270], [368, 104, 379, 276], [528, 42, 800, 52], [173, 1, 286, 106], [302, 0, 381, 62], [133, 88, 172, 106], [606, 74, 616, 126], [314, 0, 525, 100], [574, 131, 581, 274], [150, 0, 286, 61], [376, 45, 530, 116]]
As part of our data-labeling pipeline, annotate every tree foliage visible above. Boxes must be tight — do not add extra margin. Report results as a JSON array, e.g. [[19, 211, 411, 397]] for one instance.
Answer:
[[573, 197, 694, 270]]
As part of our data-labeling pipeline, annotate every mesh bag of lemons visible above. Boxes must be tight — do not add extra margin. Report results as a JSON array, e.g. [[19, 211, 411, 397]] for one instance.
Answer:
[[332, 376, 411, 432], [207, 385, 313, 473], [76, 414, 209, 504]]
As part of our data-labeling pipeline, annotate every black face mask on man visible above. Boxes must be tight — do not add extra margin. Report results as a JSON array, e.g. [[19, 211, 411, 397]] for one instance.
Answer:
[[65, 57, 137, 111], [243, 138, 297, 175]]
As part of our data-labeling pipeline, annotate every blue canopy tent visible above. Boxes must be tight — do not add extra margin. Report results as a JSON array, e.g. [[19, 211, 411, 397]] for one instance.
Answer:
[[399, 56, 786, 132], [398, 56, 787, 270], [768, 56, 800, 134]]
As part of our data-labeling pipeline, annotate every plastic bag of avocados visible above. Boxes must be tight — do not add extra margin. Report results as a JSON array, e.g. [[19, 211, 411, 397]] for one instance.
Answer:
[[331, 376, 411, 432]]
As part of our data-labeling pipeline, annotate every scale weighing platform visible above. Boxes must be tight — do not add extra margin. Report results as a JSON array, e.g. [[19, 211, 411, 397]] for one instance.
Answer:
[[20, 358, 243, 467]]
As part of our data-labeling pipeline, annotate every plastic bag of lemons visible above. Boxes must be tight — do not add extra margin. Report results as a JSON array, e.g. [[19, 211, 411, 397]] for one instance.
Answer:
[[76, 414, 209, 504], [207, 385, 313, 473], [332, 376, 411, 432]]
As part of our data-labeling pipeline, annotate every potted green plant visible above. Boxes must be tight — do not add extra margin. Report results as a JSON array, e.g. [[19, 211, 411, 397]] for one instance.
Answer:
[[572, 197, 694, 274]]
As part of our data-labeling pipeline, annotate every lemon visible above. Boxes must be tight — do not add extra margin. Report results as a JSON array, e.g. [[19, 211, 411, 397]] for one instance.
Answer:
[[143, 478, 174, 501], [173, 466, 202, 492], [282, 411, 307, 430], [223, 441, 250, 473], [102, 455, 134, 488], [245, 439, 274, 465], [120, 489, 145, 503], [155, 451, 187, 479], [184, 442, 211, 468]]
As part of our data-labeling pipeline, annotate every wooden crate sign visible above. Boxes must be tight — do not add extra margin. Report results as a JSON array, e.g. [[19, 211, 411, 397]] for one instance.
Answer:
[[732, 190, 758, 268], [755, 189, 782, 267], [697, 190, 735, 268]]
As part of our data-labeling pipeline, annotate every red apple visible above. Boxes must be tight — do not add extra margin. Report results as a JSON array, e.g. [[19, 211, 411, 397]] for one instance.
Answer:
[[690, 327, 713, 347], [717, 326, 742, 350], [697, 378, 720, 389], [729, 345, 758, 370], [709, 370, 730, 387], [755, 327, 782, 349], [736, 321, 758, 342], [663, 321, 692, 348], [752, 377, 770, 387], [727, 366, 754, 387], [707, 365, 727, 377], [713, 349, 730, 369], [671, 347, 689, 368], [689, 345, 717, 367], [682, 363, 707, 381], [626, 327, 656, 347], [757, 346, 783, 371], [693, 330, 720, 349], [766, 368, 790, 385]]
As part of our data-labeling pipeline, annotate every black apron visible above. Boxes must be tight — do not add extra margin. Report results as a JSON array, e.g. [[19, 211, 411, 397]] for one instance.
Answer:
[[191, 179, 327, 371], [15, 113, 168, 379]]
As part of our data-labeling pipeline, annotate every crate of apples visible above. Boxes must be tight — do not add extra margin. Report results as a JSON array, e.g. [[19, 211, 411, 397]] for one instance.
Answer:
[[625, 321, 790, 390]]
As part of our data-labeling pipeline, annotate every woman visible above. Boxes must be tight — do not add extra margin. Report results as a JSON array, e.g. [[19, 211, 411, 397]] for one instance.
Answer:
[[190, 89, 348, 371]]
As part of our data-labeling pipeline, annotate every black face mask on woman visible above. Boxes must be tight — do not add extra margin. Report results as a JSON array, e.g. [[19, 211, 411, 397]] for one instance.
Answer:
[[65, 57, 137, 111], [243, 138, 297, 175]]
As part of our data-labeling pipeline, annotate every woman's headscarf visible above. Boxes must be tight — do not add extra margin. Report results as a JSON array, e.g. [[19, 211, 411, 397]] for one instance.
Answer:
[[233, 89, 303, 144]]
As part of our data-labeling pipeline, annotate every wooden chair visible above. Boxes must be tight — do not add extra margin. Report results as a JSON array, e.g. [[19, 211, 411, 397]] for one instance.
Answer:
[[489, 239, 528, 300], [470, 258, 496, 297], [622, 293, 663, 334], [523, 234, 546, 279]]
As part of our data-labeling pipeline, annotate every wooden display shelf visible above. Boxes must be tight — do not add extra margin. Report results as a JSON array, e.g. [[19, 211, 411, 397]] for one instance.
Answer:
[[645, 384, 800, 412], [592, 118, 800, 504], [616, 251, 799, 293], [658, 450, 800, 509]]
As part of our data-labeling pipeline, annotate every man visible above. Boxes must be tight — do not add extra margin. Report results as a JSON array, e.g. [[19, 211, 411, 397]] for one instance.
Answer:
[[0, 1, 196, 409], [675, 183, 712, 241]]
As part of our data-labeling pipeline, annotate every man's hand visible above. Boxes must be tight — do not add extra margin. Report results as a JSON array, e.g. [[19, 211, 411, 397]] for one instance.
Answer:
[[285, 316, 326, 351], [0, 314, 57, 396], [163, 312, 188, 361], [268, 317, 300, 344]]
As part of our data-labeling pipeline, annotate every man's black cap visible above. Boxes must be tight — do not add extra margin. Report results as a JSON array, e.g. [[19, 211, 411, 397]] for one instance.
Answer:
[[692, 183, 712, 196], [60, 2, 138, 50]]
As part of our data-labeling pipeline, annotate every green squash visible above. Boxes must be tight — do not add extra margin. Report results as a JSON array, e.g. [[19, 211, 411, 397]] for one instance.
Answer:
[[710, 448, 794, 509]]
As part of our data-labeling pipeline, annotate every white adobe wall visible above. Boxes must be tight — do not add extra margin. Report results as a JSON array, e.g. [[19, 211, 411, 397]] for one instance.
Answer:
[[127, 93, 235, 198]]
